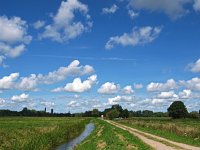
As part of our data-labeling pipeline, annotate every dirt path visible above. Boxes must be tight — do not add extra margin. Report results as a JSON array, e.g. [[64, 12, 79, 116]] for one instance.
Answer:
[[105, 120, 200, 150]]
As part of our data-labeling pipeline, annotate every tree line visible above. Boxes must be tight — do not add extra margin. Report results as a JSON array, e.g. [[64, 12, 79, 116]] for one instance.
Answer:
[[0, 107, 71, 117], [0, 101, 199, 119]]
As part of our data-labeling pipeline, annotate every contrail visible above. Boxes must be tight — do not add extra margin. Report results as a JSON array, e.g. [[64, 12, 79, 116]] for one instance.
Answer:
[[28, 55, 137, 62]]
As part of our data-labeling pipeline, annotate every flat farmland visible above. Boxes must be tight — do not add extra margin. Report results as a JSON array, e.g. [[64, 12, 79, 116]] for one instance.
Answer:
[[1, 117, 200, 150], [0, 117, 89, 150]]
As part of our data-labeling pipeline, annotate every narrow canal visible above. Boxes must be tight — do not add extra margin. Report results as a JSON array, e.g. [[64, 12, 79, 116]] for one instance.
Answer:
[[56, 123, 95, 150]]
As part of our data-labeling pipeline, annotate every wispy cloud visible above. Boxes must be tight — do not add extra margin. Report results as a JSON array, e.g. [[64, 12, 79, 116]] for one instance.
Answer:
[[28, 55, 137, 62]]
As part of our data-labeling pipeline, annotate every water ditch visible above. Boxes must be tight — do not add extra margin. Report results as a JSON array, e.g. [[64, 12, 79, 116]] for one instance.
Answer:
[[56, 123, 95, 150]]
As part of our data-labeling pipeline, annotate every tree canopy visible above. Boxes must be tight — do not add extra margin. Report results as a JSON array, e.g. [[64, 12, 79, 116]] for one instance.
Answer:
[[168, 101, 188, 119], [106, 109, 120, 120]]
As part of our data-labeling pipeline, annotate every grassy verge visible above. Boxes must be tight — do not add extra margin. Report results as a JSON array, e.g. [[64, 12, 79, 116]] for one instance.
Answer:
[[117, 117, 200, 147], [0, 117, 90, 150], [110, 121, 184, 149], [76, 119, 152, 150]]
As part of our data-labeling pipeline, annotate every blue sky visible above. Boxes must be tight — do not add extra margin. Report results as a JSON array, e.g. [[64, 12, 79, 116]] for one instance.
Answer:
[[0, 0, 200, 113]]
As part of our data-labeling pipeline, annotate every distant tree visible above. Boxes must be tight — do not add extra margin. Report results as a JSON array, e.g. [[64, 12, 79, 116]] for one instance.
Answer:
[[188, 111, 199, 119], [142, 110, 154, 117], [91, 109, 100, 117], [111, 105, 123, 112], [167, 101, 188, 119], [74, 113, 83, 117], [111, 104, 124, 117], [106, 109, 120, 120], [21, 107, 29, 116], [84, 111, 92, 117], [153, 112, 168, 117], [135, 110, 142, 117], [128, 111, 134, 117], [0, 109, 19, 116], [121, 109, 129, 118], [66, 111, 71, 117]]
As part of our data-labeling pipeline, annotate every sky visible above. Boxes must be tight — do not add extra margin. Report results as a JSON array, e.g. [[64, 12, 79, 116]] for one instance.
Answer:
[[1, 0, 200, 113]]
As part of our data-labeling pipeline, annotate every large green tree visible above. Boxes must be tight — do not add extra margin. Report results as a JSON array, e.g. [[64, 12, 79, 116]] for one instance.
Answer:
[[106, 109, 120, 120], [167, 101, 188, 119], [121, 109, 129, 118]]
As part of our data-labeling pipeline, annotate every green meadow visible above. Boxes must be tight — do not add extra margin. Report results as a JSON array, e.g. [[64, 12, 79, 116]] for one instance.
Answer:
[[76, 119, 152, 150], [0, 117, 89, 150], [1, 117, 200, 150]]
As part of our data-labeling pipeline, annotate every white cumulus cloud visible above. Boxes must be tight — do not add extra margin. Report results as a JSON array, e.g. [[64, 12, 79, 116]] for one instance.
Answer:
[[0, 60, 94, 91], [67, 100, 81, 107], [108, 95, 134, 105], [157, 91, 178, 99], [179, 77, 200, 91], [147, 79, 177, 92], [18, 60, 94, 91], [179, 89, 192, 99], [98, 82, 120, 94], [151, 98, 166, 105], [0, 16, 32, 60], [0, 73, 19, 90], [123, 85, 134, 94], [40, 0, 92, 42], [11, 93, 29, 102], [105, 26, 162, 49], [52, 75, 97, 93]]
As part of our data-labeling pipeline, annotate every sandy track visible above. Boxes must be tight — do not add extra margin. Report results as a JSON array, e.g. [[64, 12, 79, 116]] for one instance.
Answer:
[[105, 120, 200, 150]]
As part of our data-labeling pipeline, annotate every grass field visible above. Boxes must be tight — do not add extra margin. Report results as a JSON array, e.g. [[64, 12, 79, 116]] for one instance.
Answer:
[[1, 117, 199, 150], [0, 117, 90, 150], [117, 117, 200, 147], [76, 119, 152, 150]]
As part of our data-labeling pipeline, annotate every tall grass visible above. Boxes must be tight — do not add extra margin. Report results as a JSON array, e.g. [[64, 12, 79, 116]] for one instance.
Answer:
[[0, 117, 90, 150], [118, 117, 200, 146]]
